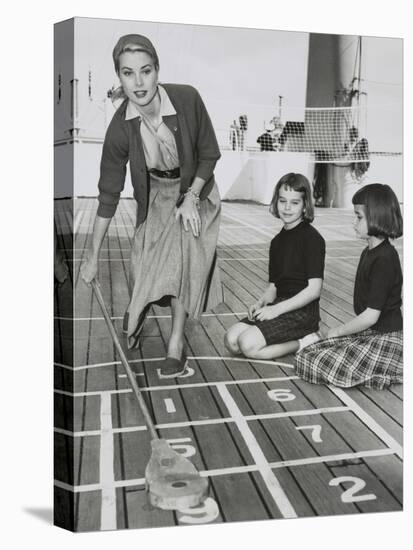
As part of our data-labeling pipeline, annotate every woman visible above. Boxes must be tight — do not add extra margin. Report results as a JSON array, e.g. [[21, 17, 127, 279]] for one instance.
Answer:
[[81, 34, 222, 378]]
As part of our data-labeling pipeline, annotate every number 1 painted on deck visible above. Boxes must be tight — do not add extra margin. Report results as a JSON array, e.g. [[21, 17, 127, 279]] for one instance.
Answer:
[[295, 424, 323, 443]]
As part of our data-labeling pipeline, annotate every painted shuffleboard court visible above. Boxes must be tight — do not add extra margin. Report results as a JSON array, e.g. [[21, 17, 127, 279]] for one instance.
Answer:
[[54, 198, 403, 531]]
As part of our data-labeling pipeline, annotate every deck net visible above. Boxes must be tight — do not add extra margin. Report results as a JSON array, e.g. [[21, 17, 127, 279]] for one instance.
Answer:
[[216, 105, 402, 163]]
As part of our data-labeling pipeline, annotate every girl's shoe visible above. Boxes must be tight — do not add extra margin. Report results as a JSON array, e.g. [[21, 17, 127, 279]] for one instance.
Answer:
[[159, 352, 188, 378], [296, 331, 321, 353]]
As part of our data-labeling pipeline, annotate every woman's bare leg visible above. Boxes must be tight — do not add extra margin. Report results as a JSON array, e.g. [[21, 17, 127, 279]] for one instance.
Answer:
[[167, 297, 187, 358]]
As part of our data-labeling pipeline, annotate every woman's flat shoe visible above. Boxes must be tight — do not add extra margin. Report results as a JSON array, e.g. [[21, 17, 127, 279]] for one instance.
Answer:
[[159, 352, 188, 378], [122, 311, 129, 334], [125, 304, 150, 348]]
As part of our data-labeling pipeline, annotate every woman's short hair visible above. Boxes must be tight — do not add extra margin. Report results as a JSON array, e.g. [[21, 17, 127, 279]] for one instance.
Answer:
[[352, 183, 403, 239], [112, 34, 159, 73], [270, 173, 314, 222]]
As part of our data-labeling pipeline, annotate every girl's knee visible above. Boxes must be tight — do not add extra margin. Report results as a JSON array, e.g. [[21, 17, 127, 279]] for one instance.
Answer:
[[224, 329, 240, 354], [238, 331, 261, 358], [224, 333, 238, 354]]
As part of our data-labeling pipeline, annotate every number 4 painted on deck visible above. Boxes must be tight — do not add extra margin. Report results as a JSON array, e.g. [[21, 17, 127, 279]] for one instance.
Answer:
[[295, 424, 323, 443]]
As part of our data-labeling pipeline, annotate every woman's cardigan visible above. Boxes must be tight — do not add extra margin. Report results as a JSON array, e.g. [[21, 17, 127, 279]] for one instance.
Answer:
[[97, 83, 221, 226]]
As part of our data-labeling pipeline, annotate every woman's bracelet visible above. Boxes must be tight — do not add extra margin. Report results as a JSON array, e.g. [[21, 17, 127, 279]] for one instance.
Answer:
[[184, 187, 200, 207]]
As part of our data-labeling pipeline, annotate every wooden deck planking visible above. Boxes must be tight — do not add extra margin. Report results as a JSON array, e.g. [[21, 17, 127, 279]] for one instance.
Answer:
[[54, 199, 403, 530]]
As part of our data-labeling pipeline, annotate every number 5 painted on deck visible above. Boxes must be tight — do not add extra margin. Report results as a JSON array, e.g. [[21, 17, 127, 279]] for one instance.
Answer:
[[329, 476, 377, 503], [166, 437, 196, 458], [177, 497, 220, 524], [295, 424, 323, 443]]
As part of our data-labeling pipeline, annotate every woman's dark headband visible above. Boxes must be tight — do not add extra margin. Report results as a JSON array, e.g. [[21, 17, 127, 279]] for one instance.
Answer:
[[112, 34, 159, 72]]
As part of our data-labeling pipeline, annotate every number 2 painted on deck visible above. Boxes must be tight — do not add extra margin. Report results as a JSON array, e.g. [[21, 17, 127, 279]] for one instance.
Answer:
[[329, 476, 377, 503], [177, 497, 220, 524]]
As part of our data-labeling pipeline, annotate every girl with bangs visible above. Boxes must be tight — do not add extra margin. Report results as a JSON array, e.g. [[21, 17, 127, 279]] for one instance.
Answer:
[[225, 173, 325, 359], [296, 183, 403, 389]]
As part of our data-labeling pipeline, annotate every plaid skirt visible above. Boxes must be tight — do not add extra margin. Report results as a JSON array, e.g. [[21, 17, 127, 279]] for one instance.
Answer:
[[295, 328, 403, 389], [241, 298, 320, 346]]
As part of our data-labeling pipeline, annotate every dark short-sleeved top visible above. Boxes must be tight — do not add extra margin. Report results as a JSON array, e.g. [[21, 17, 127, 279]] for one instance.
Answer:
[[269, 221, 325, 298], [354, 239, 403, 332]]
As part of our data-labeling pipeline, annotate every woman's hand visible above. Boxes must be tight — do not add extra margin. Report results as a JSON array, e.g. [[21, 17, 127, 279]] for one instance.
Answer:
[[80, 255, 99, 285], [175, 193, 201, 237], [253, 304, 281, 322]]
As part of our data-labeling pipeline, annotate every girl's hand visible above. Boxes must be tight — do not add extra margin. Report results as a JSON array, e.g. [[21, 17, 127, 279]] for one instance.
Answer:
[[80, 256, 99, 285], [254, 304, 280, 321], [175, 193, 201, 237], [248, 301, 262, 321]]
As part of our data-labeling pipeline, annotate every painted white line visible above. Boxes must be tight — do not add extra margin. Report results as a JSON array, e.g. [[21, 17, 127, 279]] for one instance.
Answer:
[[71, 258, 128, 262], [55, 312, 247, 321], [71, 257, 266, 263], [54, 375, 298, 397], [118, 374, 298, 389], [329, 387, 403, 459], [118, 374, 300, 391], [54, 427, 103, 437], [216, 382, 297, 519], [100, 393, 117, 531], [55, 356, 294, 371], [246, 405, 350, 422], [269, 448, 396, 469], [219, 257, 267, 261], [67, 245, 389, 254], [54, 446, 398, 493], [164, 398, 176, 414], [54, 406, 350, 438]]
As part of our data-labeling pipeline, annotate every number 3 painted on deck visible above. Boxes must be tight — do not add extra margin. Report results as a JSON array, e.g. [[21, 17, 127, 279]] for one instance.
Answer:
[[329, 476, 377, 503], [177, 497, 220, 524], [267, 388, 296, 402]]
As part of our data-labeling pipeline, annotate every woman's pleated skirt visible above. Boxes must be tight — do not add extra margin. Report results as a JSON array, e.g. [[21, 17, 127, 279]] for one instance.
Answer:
[[126, 174, 223, 349]]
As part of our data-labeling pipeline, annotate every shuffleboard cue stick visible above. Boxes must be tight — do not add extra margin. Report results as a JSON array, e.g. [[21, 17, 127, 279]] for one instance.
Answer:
[[91, 279, 209, 510]]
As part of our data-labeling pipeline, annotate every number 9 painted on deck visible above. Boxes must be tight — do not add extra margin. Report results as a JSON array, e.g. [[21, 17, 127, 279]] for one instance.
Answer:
[[177, 497, 220, 524], [267, 388, 296, 402]]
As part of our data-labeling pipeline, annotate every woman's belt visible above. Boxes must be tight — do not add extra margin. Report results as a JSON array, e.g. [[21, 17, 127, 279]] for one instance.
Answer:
[[148, 167, 180, 179]]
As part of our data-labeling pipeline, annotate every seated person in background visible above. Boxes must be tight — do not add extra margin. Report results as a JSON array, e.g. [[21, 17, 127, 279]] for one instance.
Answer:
[[257, 127, 274, 151], [344, 126, 370, 180]]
